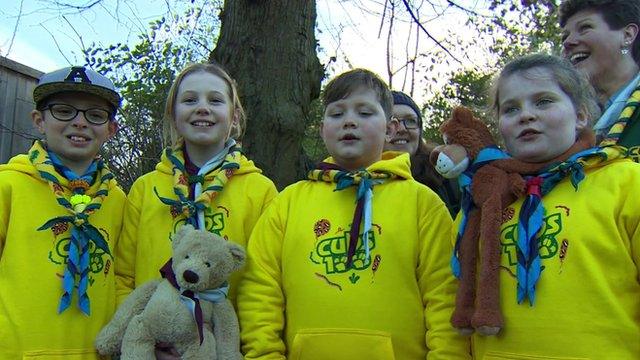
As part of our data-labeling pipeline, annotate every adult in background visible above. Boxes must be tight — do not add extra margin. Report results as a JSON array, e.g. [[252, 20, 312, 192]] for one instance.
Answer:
[[385, 90, 460, 216], [560, 0, 640, 160]]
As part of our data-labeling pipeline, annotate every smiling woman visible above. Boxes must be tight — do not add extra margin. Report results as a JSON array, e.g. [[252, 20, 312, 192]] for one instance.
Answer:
[[560, 0, 640, 157], [384, 90, 460, 216]]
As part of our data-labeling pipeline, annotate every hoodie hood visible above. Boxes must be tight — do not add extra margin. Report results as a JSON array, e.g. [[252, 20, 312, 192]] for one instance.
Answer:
[[0, 153, 39, 177], [156, 147, 262, 177], [321, 151, 413, 180], [0, 142, 117, 193]]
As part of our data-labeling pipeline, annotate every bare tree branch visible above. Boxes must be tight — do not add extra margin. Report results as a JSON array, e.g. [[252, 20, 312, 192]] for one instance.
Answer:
[[4, 0, 25, 57], [40, 23, 73, 65], [385, 0, 395, 88], [400, 0, 462, 64], [445, 0, 491, 18], [62, 15, 87, 54], [46, 0, 103, 12], [377, 0, 389, 39]]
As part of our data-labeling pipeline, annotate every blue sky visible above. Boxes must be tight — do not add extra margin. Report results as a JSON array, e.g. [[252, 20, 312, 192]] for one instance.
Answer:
[[0, 0, 486, 102], [0, 0, 176, 71]]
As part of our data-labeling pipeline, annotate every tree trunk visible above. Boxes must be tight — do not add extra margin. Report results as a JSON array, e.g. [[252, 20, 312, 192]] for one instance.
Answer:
[[210, 0, 323, 189]]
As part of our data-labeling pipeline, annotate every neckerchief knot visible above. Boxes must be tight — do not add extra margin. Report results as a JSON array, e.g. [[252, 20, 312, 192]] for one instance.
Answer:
[[160, 259, 229, 345], [30, 141, 113, 315], [525, 176, 543, 197], [188, 174, 205, 185], [155, 143, 242, 229], [308, 162, 394, 267], [516, 146, 627, 305]]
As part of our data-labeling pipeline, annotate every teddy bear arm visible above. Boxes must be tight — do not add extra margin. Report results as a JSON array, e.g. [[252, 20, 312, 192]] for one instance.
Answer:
[[211, 300, 242, 360], [95, 279, 162, 355], [120, 314, 158, 360], [178, 330, 216, 360]]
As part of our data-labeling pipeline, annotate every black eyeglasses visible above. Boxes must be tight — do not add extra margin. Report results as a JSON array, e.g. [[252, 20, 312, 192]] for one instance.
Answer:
[[392, 116, 420, 130], [42, 103, 112, 125]]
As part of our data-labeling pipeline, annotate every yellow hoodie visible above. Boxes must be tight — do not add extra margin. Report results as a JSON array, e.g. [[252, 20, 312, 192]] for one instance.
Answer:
[[468, 159, 640, 359], [238, 152, 471, 360], [116, 149, 277, 306], [0, 150, 125, 359]]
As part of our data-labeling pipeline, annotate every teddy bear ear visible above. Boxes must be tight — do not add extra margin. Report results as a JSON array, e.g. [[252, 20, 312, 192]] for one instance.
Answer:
[[452, 106, 474, 125], [173, 224, 196, 247], [227, 242, 246, 270]]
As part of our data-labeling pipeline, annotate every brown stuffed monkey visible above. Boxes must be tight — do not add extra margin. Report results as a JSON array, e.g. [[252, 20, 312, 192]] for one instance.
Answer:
[[429, 107, 594, 336]]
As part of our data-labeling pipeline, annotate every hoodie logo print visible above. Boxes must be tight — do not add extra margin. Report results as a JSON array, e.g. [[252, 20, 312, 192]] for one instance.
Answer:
[[48, 230, 113, 284], [501, 212, 564, 268], [311, 230, 376, 274]]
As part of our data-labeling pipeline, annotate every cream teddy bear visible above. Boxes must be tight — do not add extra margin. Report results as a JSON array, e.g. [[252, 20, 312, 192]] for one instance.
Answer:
[[95, 225, 245, 359]]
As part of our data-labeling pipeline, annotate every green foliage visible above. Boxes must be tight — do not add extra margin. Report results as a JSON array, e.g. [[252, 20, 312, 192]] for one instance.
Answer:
[[83, 2, 222, 190], [483, 0, 562, 61], [422, 0, 561, 144], [423, 69, 497, 143]]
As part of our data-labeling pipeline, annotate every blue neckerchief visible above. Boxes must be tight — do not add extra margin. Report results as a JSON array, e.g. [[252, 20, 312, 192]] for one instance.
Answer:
[[155, 144, 241, 229], [594, 72, 640, 137], [515, 146, 609, 305], [192, 139, 236, 229], [452, 145, 612, 306], [48, 150, 98, 185], [334, 170, 380, 266], [311, 163, 390, 268], [47, 150, 99, 315]]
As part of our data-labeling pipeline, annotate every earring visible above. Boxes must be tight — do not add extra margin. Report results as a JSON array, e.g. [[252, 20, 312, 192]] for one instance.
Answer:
[[621, 41, 631, 55]]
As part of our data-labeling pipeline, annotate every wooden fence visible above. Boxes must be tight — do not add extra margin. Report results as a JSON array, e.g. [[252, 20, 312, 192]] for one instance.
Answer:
[[0, 56, 43, 164]]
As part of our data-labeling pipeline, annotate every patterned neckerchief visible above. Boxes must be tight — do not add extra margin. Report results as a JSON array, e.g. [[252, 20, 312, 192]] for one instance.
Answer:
[[154, 144, 242, 228], [308, 163, 395, 267], [452, 137, 628, 306], [514, 143, 626, 305], [29, 140, 113, 315], [600, 80, 640, 146]]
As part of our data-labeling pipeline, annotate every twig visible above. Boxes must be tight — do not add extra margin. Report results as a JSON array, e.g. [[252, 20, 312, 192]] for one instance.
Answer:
[[400, 0, 462, 64], [377, 0, 389, 39], [446, 0, 491, 18], [40, 24, 73, 65], [5, 0, 25, 56]]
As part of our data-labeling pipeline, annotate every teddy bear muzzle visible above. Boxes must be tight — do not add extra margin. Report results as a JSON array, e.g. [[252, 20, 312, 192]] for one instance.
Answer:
[[183, 270, 200, 284]]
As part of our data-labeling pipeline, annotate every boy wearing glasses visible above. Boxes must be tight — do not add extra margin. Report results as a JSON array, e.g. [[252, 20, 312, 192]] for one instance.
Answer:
[[238, 69, 470, 359], [0, 66, 126, 358]]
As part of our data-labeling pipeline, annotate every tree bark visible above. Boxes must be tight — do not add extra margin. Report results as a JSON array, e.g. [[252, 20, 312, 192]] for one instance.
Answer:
[[210, 0, 323, 189]]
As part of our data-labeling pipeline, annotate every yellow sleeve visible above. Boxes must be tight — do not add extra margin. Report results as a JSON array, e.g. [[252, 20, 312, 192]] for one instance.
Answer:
[[621, 171, 640, 281], [238, 193, 287, 360], [417, 194, 471, 360], [114, 180, 142, 306], [0, 179, 9, 260], [261, 181, 278, 213]]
